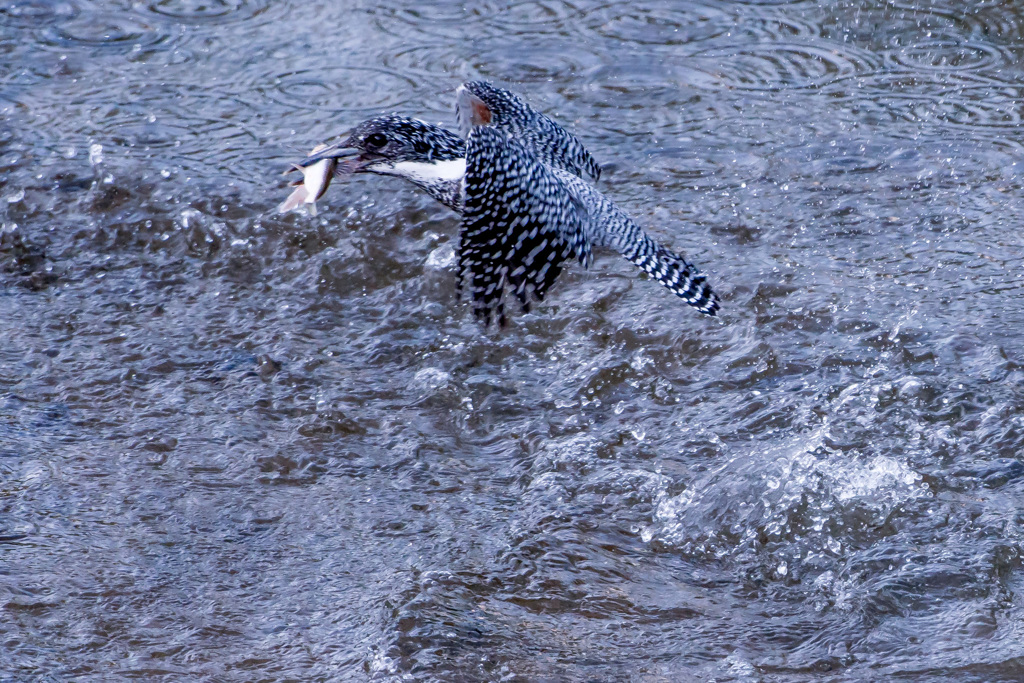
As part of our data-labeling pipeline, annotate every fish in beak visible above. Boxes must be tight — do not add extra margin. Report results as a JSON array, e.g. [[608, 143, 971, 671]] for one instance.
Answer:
[[278, 143, 362, 216]]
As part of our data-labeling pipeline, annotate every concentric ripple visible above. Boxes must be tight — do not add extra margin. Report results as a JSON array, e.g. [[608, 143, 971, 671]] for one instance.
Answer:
[[833, 71, 1024, 136], [262, 66, 417, 113], [139, 0, 269, 24], [476, 40, 603, 84], [886, 39, 1011, 72], [485, 0, 581, 34], [45, 80, 264, 183], [904, 84, 1024, 132], [585, 61, 720, 104], [383, 44, 477, 83], [691, 42, 879, 91], [646, 148, 769, 190], [377, 0, 580, 41], [371, 2, 495, 40], [582, 1, 734, 46], [737, 8, 821, 40], [0, 0, 77, 27], [41, 11, 165, 50], [386, 39, 604, 89], [889, 1, 1024, 41], [582, 1, 822, 47]]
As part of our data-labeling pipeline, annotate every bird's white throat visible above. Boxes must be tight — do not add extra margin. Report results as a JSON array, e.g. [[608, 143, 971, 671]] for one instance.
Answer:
[[382, 158, 467, 184]]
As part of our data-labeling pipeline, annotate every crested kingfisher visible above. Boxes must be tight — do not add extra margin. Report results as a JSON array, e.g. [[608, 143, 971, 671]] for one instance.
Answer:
[[284, 81, 720, 325]]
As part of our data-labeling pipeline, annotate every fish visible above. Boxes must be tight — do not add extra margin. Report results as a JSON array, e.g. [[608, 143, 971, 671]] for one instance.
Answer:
[[278, 143, 337, 216]]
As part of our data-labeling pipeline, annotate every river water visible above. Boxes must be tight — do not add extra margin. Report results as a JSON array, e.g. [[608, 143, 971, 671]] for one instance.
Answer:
[[2, 1, 1024, 680]]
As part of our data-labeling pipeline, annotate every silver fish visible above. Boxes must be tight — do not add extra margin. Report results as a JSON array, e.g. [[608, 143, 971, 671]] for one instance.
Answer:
[[278, 143, 337, 216]]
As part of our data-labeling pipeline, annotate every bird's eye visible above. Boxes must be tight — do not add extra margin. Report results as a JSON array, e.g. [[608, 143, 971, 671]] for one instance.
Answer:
[[365, 133, 388, 151]]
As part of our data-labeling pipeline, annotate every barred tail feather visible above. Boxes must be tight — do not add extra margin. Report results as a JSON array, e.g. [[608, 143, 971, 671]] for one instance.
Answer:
[[625, 238, 720, 316]]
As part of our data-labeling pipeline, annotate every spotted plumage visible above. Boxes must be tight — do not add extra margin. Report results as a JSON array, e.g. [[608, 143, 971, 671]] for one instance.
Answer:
[[461, 126, 590, 324], [456, 80, 601, 183], [285, 81, 720, 323]]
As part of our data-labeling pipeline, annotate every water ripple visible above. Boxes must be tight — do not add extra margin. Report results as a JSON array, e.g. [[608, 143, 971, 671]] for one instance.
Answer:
[[41, 11, 165, 51], [829, 72, 1024, 137], [29, 80, 264, 182], [384, 39, 605, 88], [580, 1, 822, 48], [485, 0, 581, 34], [260, 66, 417, 113], [140, 0, 269, 24], [371, 2, 495, 40], [904, 84, 1024, 132], [647, 149, 769, 191], [582, 1, 734, 46], [476, 40, 603, 84], [731, 0, 812, 5], [886, 39, 1012, 72], [6, 0, 1024, 678], [382, 44, 477, 84], [691, 41, 880, 91], [0, 0, 77, 27], [889, 1, 1024, 41], [738, 8, 821, 40]]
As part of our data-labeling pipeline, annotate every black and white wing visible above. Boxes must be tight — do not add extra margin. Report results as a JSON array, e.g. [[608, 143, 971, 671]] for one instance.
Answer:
[[459, 126, 591, 326], [552, 169, 720, 316], [456, 81, 601, 182], [456, 81, 718, 318]]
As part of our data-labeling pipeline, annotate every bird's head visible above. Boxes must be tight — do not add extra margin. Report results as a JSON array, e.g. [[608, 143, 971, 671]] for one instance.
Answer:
[[295, 115, 465, 178], [456, 81, 531, 136]]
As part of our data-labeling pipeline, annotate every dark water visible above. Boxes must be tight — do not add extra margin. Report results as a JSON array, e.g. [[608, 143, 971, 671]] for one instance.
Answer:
[[2, 0, 1024, 680]]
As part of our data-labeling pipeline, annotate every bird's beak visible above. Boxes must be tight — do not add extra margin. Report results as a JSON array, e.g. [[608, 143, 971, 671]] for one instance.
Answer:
[[293, 143, 366, 175]]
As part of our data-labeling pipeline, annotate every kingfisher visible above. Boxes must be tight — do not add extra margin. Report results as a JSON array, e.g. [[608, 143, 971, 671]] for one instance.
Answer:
[[283, 81, 720, 325]]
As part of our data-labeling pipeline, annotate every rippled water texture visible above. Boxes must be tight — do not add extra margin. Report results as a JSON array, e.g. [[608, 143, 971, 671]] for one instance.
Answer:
[[2, 0, 1024, 680]]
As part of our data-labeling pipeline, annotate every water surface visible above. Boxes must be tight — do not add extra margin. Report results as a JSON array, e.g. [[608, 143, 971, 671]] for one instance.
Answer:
[[2, 0, 1024, 680]]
